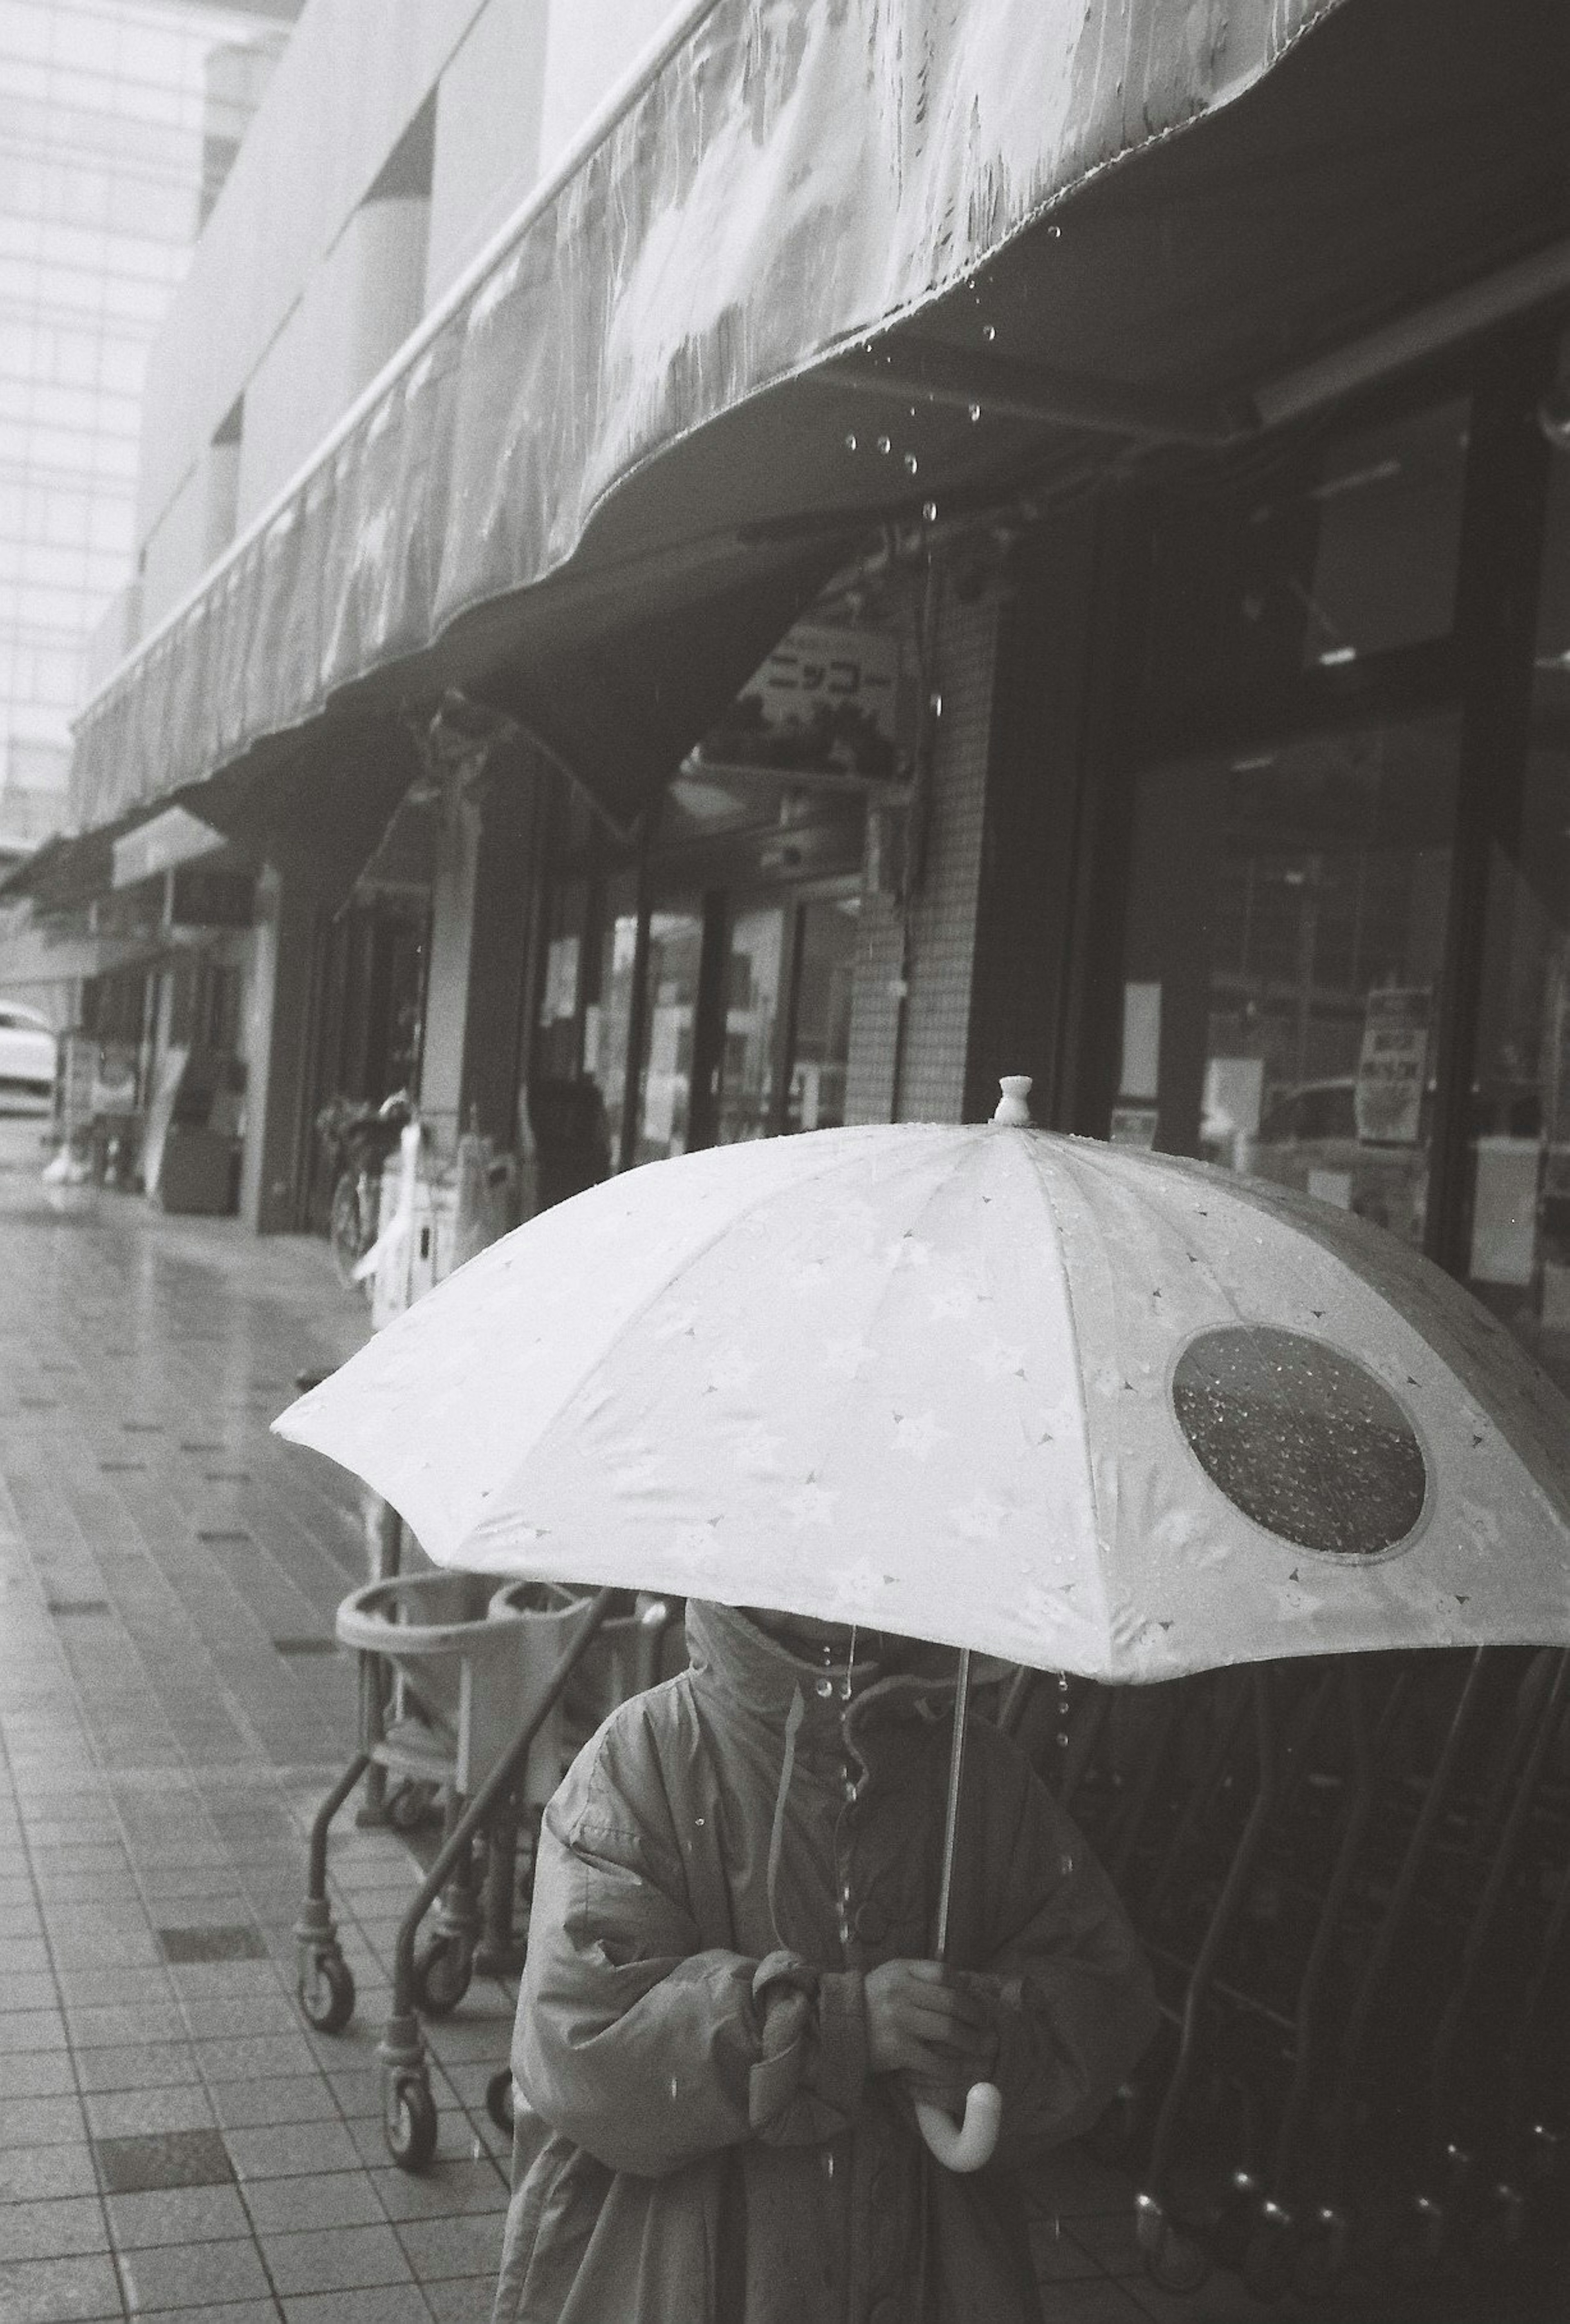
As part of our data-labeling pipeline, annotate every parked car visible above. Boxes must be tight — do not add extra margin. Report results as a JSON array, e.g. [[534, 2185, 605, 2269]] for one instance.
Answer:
[[0, 1001, 56, 1105], [1245, 1076, 1430, 1242]]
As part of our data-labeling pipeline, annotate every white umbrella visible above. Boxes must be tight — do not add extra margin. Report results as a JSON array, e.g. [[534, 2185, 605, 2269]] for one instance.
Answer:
[[277, 1082, 1570, 1681], [275, 1079, 1570, 2169]]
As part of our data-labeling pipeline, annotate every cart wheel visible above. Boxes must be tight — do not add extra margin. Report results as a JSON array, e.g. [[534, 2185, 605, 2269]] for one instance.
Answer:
[[297, 1949, 354, 2035], [387, 1779, 439, 1832], [486, 2069, 516, 2137], [1145, 2217, 1210, 2296], [386, 2071, 438, 2172], [413, 1930, 473, 2017]]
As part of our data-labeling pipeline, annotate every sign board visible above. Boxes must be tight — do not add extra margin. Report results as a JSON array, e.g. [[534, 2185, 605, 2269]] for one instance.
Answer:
[[1355, 987, 1430, 1145], [692, 623, 902, 783], [1109, 1105, 1159, 1149], [111, 807, 224, 890]]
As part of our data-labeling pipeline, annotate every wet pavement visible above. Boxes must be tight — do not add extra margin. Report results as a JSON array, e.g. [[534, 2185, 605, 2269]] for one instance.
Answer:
[[0, 1112, 1285, 2323]]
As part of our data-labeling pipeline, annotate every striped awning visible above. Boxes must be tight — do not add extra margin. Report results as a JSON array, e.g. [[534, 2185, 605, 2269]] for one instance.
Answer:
[[69, 0, 1570, 836]]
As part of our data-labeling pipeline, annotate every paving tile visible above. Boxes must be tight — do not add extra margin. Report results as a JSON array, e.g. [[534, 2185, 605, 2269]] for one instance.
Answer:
[[0, 1936, 50, 1973], [370, 2159, 508, 2222], [205, 2077, 338, 2132], [0, 2007, 66, 2053], [224, 2118, 360, 2181], [133, 2309, 276, 2324], [157, 1923, 267, 1965], [117, 2234, 271, 2314], [93, 2127, 233, 2195], [55, 1969, 173, 2011], [67, 2004, 186, 2048], [86, 2085, 217, 2141], [192, 2034, 320, 2080], [0, 2144, 101, 2205], [0, 2093, 87, 2149], [0, 2196, 109, 2262], [0, 2250, 123, 2322], [104, 2182, 251, 2250], [179, 1993, 300, 2039], [279, 2291, 429, 2324], [241, 2171, 383, 2236], [260, 2222, 410, 2297], [3, 2046, 77, 2096], [395, 2210, 505, 2282], [73, 2045, 201, 2097], [0, 1968, 60, 2009], [422, 2279, 498, 2323]]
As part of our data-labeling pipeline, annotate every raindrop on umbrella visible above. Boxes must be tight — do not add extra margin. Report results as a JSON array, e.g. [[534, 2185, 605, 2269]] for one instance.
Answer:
[[968, 401, 982, 423], [876, 435, 891, 455], [845, 433, 858, 451], [904, 453, 919, 475]]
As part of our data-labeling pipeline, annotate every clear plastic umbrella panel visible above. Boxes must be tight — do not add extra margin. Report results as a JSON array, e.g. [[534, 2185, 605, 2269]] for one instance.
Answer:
[[275, 1082, 1570, 2177]]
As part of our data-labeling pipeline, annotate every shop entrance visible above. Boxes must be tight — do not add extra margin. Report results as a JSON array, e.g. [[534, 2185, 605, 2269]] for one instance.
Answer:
[[581, 879, 859, 1170], [1115, 710, 1461, 1251]]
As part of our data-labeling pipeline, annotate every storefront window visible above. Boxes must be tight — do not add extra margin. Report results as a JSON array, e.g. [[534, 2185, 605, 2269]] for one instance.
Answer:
[[1460, 345, 1570, 1385], [631, 901, 704, 1165], [1116, 711, 1460, 1246], [715, 904, 784, 1144], [1145, 396, 1470, 704], [787, 894, 859, 1132], [583, 872, 638, 1162]]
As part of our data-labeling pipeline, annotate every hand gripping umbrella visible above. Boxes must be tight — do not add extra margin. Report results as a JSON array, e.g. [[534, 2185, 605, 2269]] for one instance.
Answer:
[[276, 1078, 1570, 2169]]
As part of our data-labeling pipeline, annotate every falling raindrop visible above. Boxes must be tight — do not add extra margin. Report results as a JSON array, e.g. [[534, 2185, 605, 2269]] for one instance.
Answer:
[[876, 435, 891, 455], [968, 401, 982, 423], [982, 323, 996, 342], [922, 500, 938, 523], [471, 2136, 483, 2161], [845, 433, 858, 451], [903, 452, 919, 475]]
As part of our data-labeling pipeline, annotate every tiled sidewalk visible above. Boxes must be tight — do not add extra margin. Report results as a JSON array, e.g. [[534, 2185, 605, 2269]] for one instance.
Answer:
[[0, 1125, 1278, 2324]]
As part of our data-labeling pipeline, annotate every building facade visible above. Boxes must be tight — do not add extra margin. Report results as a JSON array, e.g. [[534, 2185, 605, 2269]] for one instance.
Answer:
[[0, 0, 296, 873]]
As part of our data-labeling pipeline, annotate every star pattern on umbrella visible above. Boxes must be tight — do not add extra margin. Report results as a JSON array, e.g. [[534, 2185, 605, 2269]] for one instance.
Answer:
[[891, 1409, 948, 1460], [825, 1559, 895, 1610], [928, 1281, 982, 1320], [785, 1479, 838, 1527], [823, 1333, 876, 1378], [951, 1489, 1010, 1541]]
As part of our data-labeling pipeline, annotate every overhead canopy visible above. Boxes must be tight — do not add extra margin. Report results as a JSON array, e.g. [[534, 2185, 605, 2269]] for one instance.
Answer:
[[72, 0, 1570, 838]]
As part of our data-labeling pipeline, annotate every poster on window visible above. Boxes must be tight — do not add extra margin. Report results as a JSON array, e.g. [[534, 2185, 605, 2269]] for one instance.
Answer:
[[1355, 987, 1430, 1145]]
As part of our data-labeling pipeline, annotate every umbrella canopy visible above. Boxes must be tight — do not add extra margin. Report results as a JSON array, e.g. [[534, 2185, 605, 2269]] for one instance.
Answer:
[[275, 1100, 1570, 1683]]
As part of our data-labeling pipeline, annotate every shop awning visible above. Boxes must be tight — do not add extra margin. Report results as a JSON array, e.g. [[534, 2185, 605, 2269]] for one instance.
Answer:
[[71, 0, 1570, 838]]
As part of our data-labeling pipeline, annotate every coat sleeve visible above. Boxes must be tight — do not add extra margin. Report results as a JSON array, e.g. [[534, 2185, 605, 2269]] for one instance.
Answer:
[[514, 1713, 868, 2179], [960, 1728, 1160, 2167]]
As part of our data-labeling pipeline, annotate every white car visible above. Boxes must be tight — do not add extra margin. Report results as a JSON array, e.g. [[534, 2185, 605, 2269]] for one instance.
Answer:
[[0, 1001, 56, 1103]]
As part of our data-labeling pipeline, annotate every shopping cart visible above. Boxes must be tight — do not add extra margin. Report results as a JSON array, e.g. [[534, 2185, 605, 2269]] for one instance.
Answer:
[[1039, 1648, 1570, 2313], [294, 1572, 674, 2169]]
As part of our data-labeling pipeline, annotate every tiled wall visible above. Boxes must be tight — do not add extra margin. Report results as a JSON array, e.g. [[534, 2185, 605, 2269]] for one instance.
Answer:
[[846, 580, 1000, 1126]]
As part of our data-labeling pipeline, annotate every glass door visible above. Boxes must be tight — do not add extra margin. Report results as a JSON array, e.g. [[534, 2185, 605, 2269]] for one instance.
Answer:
[[1115, 711, 1461, 1248]]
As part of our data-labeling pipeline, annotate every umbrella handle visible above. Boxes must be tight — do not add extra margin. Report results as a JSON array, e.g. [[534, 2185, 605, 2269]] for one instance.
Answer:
[[915, 2081, 1003, 2172]]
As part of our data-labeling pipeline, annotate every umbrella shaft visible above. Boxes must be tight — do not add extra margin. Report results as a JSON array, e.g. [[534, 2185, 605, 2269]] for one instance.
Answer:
[[934, 1647, 973, 1964]]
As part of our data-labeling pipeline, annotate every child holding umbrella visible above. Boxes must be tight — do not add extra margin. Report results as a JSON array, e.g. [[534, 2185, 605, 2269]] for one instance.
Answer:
[[491, 1597, 1157, 2323]]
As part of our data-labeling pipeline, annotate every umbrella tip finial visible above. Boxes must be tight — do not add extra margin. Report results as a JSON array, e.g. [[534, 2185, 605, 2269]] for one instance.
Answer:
[[993, 1077, 1033, 1126]]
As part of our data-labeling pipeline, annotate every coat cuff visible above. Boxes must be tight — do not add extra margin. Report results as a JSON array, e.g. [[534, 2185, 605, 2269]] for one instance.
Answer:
[[812, 1969, 867, 2116]]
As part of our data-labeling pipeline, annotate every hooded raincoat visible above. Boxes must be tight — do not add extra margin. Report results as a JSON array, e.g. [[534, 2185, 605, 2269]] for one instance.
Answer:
[[492, 1600, 1158, 2324]]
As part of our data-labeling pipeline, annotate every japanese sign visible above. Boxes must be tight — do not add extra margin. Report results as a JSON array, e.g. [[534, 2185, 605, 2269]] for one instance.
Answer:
[[1355, 987, 1430, 1145], [693, 624, 902, 784]]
